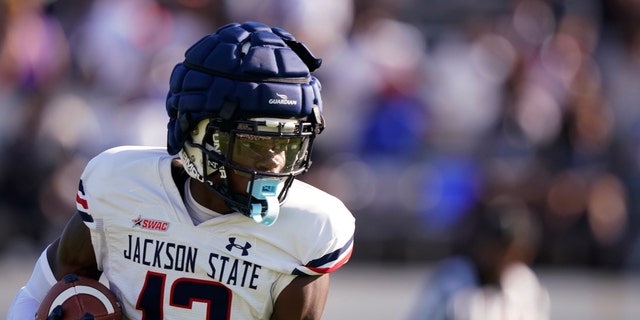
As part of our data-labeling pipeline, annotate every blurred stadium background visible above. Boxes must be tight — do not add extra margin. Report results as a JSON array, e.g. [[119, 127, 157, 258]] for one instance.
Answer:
[[2, 0, 640, 318]]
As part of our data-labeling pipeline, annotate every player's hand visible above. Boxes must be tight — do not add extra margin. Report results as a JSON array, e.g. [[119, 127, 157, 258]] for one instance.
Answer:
[[44, 305, 96, 320], [46, 305, 63, 320]]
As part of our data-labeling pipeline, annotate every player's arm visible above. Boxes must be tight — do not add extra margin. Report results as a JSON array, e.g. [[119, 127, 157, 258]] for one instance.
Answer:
[[270, 274, 330, 320], [48, 211, 101, 280], [7, 211, 100, 320]]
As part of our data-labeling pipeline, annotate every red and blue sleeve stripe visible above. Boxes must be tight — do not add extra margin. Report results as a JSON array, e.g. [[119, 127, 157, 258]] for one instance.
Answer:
[[76, 180, 93, 223], [292, 236, 354, 276]]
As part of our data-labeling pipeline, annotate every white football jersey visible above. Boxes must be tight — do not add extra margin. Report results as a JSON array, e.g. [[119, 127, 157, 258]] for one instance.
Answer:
[[75, 146, 355, 320]]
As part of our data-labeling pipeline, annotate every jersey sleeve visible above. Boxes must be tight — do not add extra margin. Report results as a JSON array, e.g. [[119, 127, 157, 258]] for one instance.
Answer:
[[293, 235, 354, 276], [269, 193, 355, 302], [74, 146, 166, 270], [75, 147, 125, 225], [292, 195, 355, 276], [74, 148, 120, 270]]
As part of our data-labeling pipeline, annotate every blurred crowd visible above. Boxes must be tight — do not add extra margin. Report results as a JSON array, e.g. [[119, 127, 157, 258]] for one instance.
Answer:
[[1, 0, 639, 272]]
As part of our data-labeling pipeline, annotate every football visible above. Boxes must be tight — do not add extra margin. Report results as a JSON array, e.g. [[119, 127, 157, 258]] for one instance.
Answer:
[[36, 274, 123, 320]]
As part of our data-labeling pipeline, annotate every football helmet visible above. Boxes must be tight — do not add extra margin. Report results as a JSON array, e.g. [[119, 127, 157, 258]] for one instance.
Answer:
[[166, 21, 324, 225]]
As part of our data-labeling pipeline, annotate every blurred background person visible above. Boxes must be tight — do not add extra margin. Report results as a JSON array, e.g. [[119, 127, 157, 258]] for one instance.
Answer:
[[409, 194, 549, 320]]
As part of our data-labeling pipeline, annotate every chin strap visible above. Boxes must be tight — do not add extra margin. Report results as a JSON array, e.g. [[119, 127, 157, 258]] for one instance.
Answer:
[[247, 179, 284, 226]]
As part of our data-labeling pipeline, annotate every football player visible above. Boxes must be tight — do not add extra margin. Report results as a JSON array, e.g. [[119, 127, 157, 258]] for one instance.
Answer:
[[8, 21, 355, 320]]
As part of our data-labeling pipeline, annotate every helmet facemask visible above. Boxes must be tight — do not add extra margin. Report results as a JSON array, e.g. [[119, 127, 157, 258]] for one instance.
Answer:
[[180, 114, 320, 226]]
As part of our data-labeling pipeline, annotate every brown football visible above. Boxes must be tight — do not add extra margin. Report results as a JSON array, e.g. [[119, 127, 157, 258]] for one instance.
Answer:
[[36, 274, 123, 320]]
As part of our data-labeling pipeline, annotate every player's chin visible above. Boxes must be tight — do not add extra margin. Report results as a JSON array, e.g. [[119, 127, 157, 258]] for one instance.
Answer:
[[227, 172, 251, 195]]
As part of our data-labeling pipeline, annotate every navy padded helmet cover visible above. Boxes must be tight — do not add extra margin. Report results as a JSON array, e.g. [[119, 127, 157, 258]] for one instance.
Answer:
[[166, 21, 323, 155]]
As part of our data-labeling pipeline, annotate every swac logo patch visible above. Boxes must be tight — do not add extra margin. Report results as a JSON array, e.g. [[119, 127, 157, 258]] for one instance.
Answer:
[[132, 215, 169, 231], [225, 237, 252, 256]]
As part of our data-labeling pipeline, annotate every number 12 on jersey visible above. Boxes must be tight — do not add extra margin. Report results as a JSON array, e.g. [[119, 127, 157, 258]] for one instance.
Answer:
[[136, 271, 232, 319]]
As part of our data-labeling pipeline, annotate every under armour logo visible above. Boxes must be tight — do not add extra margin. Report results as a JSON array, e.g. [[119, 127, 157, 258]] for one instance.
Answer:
[[225, 237, 252, 256]]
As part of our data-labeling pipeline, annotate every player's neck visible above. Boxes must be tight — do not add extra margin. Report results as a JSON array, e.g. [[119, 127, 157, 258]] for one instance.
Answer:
[[188, 178, 233, 215]]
